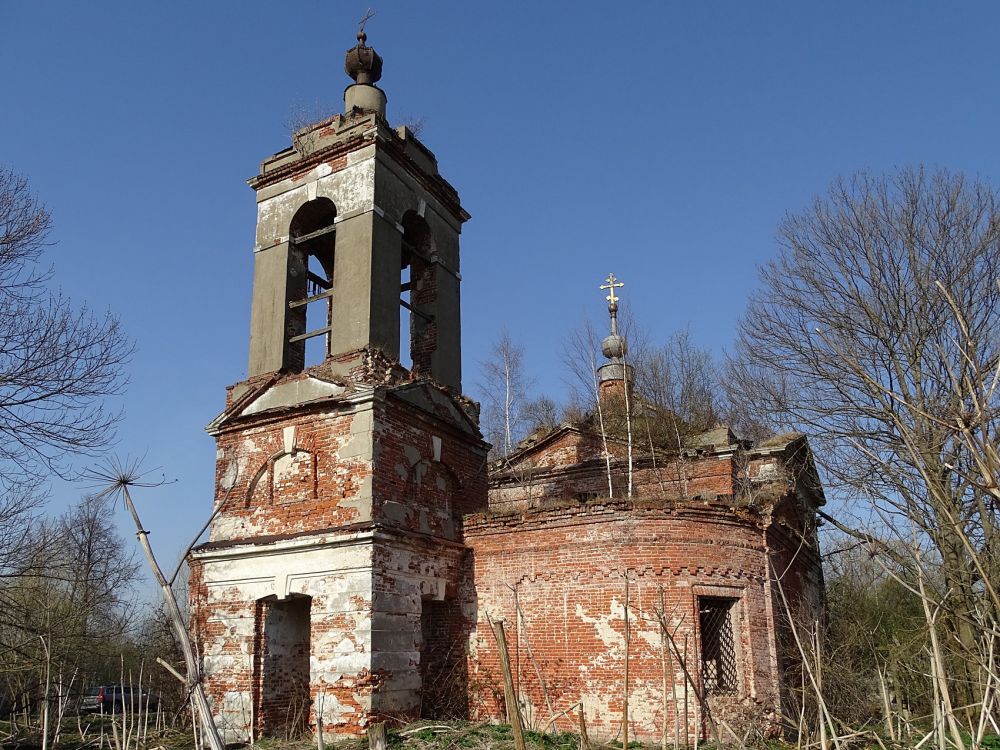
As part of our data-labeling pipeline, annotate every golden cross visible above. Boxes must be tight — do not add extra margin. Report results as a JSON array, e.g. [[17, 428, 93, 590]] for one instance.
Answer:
[[600, 273, 624, 304]]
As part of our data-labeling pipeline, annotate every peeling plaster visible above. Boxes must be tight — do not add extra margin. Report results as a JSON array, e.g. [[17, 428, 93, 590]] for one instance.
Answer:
[[242, 378, 346, 416]]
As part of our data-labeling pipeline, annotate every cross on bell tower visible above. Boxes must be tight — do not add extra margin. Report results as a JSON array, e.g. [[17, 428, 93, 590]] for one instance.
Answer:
[[598, 272, 634, 400], [244, 30, 470, 390]]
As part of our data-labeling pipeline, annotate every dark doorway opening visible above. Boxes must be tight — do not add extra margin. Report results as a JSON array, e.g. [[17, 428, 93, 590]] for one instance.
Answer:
[[419, 598, 466, 719], [254, 594, 312, 738]]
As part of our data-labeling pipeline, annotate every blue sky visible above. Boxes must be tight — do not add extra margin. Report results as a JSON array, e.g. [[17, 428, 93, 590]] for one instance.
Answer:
[[3, 1, 1000, 588]]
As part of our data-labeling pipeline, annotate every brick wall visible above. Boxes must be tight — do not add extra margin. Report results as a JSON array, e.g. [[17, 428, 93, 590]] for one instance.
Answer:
[[489, 429, 741, 512], [255, 596, 311, 735], [408, 255, 436, 377], [192, 378, 488, 742], [371, 393, 488, 535], [193, 370, 821, 744], [464, 500, 798, 742], [190, 537, 379, 741], [209, 404, 373, 543]]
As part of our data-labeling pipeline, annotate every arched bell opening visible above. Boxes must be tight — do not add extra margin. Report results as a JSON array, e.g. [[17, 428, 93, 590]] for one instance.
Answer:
[[287, 198, 337, 371], [400, 212, 436, 374]]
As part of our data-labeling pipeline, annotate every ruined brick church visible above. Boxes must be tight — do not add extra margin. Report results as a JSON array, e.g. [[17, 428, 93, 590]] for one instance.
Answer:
[[189, 31, 824, 745]]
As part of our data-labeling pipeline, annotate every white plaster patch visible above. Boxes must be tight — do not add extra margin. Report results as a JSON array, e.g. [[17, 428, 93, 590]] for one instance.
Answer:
[[255, 185, 306, 247], [577, 599, 626, 647], [198, 536, 383, 736], [403, 444, 422, 467], [316, 158, 375, 215], [343, 474, 373, 517], [757, 462, 778, 478], [625, 682, 662, 730], [272, 452, 303, 486], [339, 430, 372, 460], [242, 377, 346, 416], [346, 143, 376, 166], [221, 460, 238, 490], [636, 624, 665, 651], [350, 408, 374, 434], [418, 578, 446, 600], [335, 636, 355, 654]]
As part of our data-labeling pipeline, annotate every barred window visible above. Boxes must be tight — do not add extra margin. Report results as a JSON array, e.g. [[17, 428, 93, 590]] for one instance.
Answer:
[[699, 596, 739, 695]]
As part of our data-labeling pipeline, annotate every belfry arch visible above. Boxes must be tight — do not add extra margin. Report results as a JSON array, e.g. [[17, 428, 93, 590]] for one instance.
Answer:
[[288, 198, 337, 369], [399, 211, 435, 374]]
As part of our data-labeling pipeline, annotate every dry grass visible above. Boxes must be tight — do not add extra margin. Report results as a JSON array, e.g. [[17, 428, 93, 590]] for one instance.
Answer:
[[0, 715, 196, 750], [1, 719, 670, 750], [18, 717, 991, 750]]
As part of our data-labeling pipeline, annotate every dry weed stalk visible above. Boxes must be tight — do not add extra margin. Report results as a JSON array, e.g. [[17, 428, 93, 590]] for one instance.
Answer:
[[85, 459, 226, 750], [621, 574, 631, 750], [592, 358, 615, 499], [508, 584, 556, 729], [487, 614, 527, 750]]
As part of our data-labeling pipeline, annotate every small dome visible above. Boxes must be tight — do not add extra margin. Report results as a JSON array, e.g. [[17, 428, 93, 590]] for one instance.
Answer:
[[345, 31, 383, 85], [602, 334, 627, 360]]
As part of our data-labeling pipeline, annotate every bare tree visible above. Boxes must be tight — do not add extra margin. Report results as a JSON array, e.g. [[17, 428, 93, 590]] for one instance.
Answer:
[[479, 329, 532, 457], [0, 169, 132, 738], [634, 329, 719, 431], [0, 168, 132, 485], [559, 315, 601, 416], [728, 166, 1000, 732], [522, 396, 559, 433], [0, 493, 140, 738], [818, 535, 928, 729], [0, 482, 44, 586]]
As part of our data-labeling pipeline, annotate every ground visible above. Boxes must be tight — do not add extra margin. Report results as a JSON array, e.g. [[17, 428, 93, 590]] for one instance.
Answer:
[[0, 720, 595, 750], [6, 717, 998, 750]]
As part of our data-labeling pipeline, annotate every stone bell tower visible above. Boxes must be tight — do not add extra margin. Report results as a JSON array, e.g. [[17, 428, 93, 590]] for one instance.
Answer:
[[245, 29, 467, 389], [189, 30, 487, 743]]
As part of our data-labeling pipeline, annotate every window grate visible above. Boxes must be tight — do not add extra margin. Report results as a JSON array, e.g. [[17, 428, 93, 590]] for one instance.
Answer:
[[699, 597, 739, 695]]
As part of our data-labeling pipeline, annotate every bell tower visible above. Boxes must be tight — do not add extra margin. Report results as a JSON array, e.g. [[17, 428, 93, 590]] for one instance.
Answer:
[[245, 29, 468, 390], [190, 30, 486, 743]]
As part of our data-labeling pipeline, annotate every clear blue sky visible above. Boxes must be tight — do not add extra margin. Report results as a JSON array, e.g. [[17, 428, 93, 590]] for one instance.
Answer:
[[3, 1, 1000, 588]]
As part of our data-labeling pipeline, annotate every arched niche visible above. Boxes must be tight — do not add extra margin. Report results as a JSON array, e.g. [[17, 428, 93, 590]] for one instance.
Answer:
[[246, 448, 318, 506]]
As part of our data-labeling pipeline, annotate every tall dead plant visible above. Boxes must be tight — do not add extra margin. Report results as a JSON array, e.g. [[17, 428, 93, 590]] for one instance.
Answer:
[[85, 459, 226, 750]]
